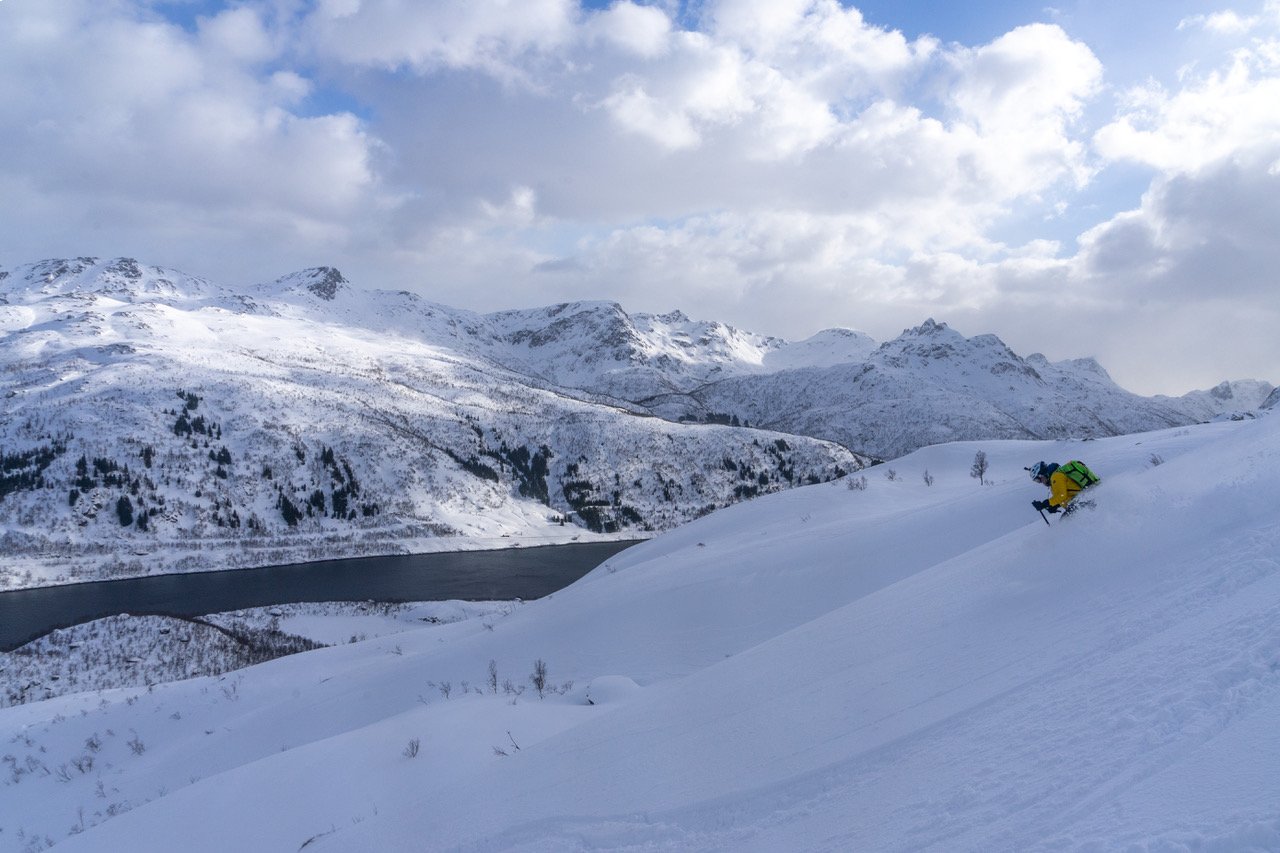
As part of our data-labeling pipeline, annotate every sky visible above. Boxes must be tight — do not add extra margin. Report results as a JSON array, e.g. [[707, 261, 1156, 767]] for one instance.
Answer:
[[1, 0, 1278, 396]]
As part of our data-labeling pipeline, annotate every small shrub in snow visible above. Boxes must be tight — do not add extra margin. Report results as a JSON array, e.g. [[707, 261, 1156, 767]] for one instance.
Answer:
[[530, 659, 549, 698], [846, 475, 868, 491], [922, 470, 934, 487], [494, 731, 522, 756], [970, 451, 989, 485], [402, 738, 420, 759]]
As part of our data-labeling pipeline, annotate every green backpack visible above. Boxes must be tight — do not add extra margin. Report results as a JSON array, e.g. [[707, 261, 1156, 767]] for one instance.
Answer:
[[1058, 460, 1100, 489]]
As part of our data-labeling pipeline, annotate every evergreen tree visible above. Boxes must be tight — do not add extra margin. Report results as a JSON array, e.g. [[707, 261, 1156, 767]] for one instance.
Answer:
[[116, 495, 134, 527]]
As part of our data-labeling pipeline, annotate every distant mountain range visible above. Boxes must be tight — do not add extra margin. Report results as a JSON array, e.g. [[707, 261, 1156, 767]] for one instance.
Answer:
[[0, 257, 1272, 584]]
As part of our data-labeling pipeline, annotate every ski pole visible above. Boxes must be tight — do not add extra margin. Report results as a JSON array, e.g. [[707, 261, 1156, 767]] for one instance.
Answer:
[[1037, 506, 1050, 526]]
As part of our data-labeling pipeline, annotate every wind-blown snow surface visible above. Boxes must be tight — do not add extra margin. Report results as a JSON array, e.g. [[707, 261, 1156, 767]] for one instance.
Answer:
[[3, 416, 1278, 851]]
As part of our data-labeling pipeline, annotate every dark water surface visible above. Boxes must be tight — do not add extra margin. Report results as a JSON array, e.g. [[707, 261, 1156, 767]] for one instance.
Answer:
[[0, 540, 640, 651]]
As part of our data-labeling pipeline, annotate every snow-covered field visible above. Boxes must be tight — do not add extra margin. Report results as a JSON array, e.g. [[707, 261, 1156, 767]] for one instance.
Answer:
[[0, 601, 519, 709], [2, 416, 1278, 851]]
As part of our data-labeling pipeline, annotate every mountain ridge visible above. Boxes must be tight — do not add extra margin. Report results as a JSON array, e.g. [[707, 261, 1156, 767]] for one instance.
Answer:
[[0, 256, 1272, 584], [0, 257, 867, 587]]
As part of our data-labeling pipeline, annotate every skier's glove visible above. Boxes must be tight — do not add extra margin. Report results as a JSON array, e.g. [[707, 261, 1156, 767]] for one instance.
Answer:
[[1032, 499, 1051, 512]]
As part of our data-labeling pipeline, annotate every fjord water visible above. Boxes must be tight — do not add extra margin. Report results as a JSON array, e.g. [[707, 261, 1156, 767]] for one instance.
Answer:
[[0, 541, 638, 650]]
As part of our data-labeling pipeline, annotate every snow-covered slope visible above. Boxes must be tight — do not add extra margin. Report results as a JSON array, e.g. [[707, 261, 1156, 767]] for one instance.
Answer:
[[2, 415, 1276, 851], [0, 258, 864, 587]]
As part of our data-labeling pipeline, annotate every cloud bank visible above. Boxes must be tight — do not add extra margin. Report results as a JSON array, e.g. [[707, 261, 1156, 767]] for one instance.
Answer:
[[1, 0, 1278, 394]]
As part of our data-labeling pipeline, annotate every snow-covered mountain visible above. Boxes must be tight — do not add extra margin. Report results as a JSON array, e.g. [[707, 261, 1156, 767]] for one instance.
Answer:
[[0, 258, 865, 586], [473, 306, 1270, 459], [1158, 378, 1276, 421], [479, 302, 879, 402], [1, 256, 1271, 585], [571, 317, 1270, 459], [3, 415, 1277, 851]]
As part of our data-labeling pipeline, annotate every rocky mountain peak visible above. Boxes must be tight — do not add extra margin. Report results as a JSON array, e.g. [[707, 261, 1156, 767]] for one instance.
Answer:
[[257, 266, 351, 302], [910, 318, 949, 335], [5, 257, 205, 300], [299, 267, 349, 301]]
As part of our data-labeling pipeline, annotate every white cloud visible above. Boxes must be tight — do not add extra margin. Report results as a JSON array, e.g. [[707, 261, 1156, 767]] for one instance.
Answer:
[[480, 186, 540, 227], [947, 24, 1102, 195], [197, 6, 277, 63], [1075, 150, 1280, 299], [599, 77, 703, 150], [268, 70, 312, 105], [1178, 10, 1259, 35], [303, 0, 578, 86], [589, 1, 672, 58], [0, 0, 390, 282], [1095, 44, 1280, 174]]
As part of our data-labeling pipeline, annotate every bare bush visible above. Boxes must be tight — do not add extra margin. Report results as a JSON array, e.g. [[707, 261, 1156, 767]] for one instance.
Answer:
[[530, 659, 548, 699], [970, 451, 989, 485]]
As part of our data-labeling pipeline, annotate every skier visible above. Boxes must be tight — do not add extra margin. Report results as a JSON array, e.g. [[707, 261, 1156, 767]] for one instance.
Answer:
[[1028, 460, 1100, 515]]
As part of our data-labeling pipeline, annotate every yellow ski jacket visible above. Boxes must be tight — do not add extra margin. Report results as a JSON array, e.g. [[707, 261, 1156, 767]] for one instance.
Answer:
[[1048, 470, 1083, 508]]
